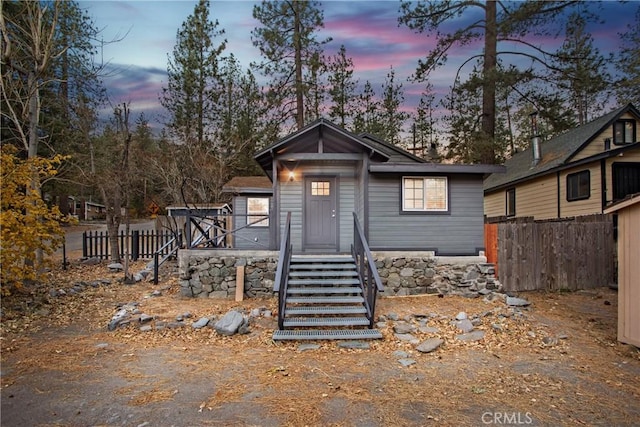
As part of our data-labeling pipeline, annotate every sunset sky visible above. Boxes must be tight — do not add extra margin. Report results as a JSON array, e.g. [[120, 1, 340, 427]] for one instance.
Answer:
[[80, 0, 638, 131]]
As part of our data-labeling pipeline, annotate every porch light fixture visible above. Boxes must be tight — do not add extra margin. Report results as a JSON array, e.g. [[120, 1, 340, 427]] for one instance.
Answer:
[[288, 171, 295, 181]]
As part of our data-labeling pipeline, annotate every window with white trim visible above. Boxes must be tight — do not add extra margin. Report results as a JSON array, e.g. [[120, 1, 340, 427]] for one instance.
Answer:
[[402, 177, 448, 212], [247, 197, 269, 227]]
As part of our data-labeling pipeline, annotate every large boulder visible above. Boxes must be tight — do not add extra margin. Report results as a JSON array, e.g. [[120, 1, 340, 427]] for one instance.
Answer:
[[214, 310, 245, 336]]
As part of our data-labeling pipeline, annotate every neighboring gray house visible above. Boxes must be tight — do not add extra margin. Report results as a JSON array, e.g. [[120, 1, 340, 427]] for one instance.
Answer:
[[227, 119, 503, 255], [222, 176, 273, 249]]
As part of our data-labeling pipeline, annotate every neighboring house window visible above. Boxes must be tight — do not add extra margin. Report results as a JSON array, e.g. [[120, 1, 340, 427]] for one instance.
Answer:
[[566, 170, 591, 201], [612, 162, 640, 201], [613, 119, 636, 145], [506, 188, 516, 217], [402, 177, 448, 212], [247, 197, 269, 227]]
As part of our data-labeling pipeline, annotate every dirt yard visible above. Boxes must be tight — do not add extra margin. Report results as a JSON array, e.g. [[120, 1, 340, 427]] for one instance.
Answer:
[[1, 260, 639, 427]]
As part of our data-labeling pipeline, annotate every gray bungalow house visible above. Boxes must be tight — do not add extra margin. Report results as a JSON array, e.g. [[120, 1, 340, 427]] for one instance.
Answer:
[[225, 118, 503, 255], [185, 119, 503, 340]]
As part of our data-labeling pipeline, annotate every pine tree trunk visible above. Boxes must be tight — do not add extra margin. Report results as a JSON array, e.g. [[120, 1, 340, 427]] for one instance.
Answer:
[[481, 0, 497, 164], [293, 3, 304, 129]]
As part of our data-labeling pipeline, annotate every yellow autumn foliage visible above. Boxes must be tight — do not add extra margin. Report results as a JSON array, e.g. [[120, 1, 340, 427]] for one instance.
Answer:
[[1, 146, 71, 294]]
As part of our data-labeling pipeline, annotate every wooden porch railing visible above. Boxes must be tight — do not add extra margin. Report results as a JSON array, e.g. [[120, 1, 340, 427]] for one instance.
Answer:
[[273, 212, 292, 330], [351, 212, 384, 328]]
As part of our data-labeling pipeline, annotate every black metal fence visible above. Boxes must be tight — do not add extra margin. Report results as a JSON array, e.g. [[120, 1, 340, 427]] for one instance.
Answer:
[[83, 230, 179, 260]]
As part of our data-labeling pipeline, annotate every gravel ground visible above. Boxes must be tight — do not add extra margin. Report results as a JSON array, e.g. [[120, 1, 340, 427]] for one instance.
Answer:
[[1, 261, 639, 427]]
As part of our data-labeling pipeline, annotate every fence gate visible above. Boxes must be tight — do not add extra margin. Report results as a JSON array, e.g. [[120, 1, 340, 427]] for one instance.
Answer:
[[83, 230, 177, 260]]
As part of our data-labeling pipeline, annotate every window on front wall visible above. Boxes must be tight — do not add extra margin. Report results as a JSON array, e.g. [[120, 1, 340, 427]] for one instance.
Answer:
[[506, 188, 516, 217], [247, 197, 269, 227], [566, 170, 590, 201], [402, 177, 448, 212], [613, 120, 636, 145]]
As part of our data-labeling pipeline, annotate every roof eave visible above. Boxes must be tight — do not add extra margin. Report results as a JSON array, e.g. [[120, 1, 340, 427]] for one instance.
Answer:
[[370, 163, 506, 174], [484, 143, 639, 193]]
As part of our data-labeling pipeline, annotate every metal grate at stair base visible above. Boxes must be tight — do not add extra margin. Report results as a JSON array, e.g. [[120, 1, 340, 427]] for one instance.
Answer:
[[290, 263, 357, 270], [285, 306, 367, 315], [291, 256, 354, 263], [287, 286, 362, 295], [286, 296, 365, 304], [272, 329, 383, 341], [283, 316, 370, 327]]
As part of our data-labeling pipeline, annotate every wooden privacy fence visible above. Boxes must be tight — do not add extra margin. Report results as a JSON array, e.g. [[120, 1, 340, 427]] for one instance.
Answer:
[[83, 230, 178, 260], [485, 215, 615, 292]]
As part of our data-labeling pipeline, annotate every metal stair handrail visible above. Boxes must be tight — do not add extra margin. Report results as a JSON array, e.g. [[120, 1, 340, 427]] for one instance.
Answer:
[[351, 212, 384, 328], [152, 231, 183, 284], [274, 212, 292, 330]]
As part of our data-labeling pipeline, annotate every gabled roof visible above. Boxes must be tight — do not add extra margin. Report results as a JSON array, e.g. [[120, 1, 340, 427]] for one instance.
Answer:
[[254, 119, 422, 175], [484, 103, 640, 192], [222, 176, 273, 194]]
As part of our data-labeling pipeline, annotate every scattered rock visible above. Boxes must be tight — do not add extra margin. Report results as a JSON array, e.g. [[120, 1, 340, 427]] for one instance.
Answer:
[[395, 333, 419, 344], [107, 263, 123, 272], [455, 312, 468, 321], [506, 296, 531, 307], [108, 308, 130, 331], [213, 310, 244, 336], [456, 330, 485, 342], [393, 350, 410, 358], [418, 326, 439, 334], [398, 358, 416, 367], [237, 318, 251, 334], [455, 319, 474, 333], [338, 341, 370, 350], [298, 343, 321, 352], [82, 257, 101, 265], [393, 323, 414, 334], [191, 317, 210, 329], [416, 338, 444, 353], [140, 325, 153, 332], [139, 314, 154, 323]]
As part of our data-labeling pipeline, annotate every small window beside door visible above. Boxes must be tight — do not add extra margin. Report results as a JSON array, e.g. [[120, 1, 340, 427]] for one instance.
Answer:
[[247, 197, 269, 227]]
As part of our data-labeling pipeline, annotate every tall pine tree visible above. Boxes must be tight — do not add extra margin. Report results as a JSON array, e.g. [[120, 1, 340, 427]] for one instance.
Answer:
[[327, 45, 358, 128], [160, 0, 226, 147], [251, 0, 329, 131], [552, 13, 610, 125]]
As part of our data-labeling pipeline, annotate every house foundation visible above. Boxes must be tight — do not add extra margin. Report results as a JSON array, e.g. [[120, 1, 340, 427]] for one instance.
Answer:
[[178, 250, 502, 299]]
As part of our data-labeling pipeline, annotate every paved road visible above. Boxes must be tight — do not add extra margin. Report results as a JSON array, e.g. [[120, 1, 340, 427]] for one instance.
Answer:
[[59, 220, 156, 255]]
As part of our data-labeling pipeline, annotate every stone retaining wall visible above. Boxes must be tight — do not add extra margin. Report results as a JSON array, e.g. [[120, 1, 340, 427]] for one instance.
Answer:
[[178, 250, 501, 299]]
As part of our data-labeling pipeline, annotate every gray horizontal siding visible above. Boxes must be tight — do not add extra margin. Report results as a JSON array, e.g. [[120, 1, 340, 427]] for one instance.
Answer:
[[367, 174, 485, 255], [279, 161, 356, 253], [231, 196, 272, 250]]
